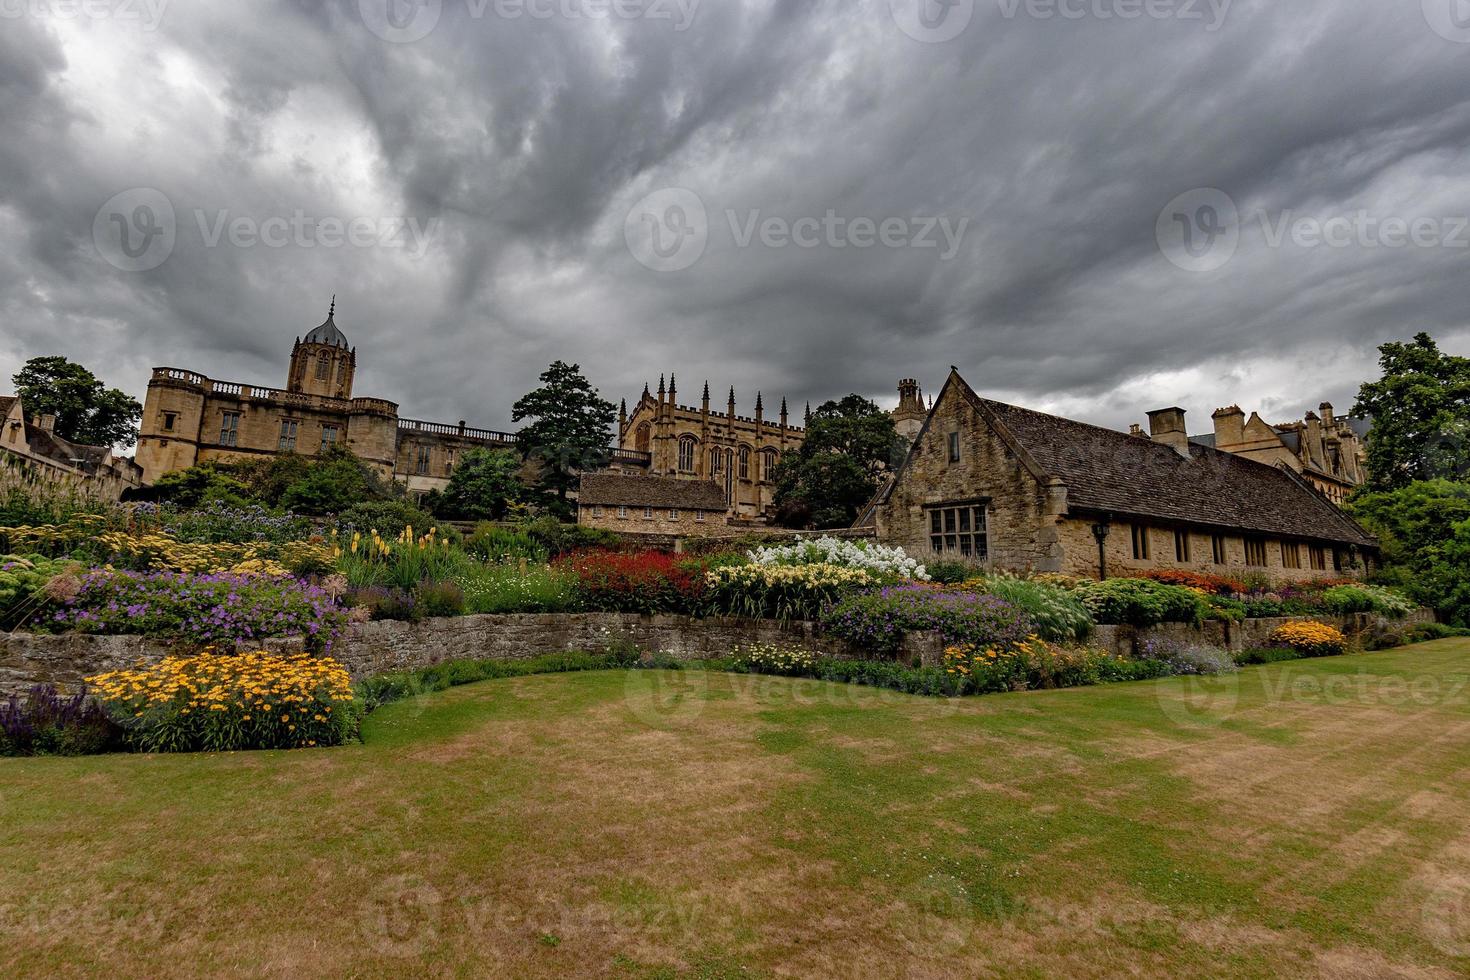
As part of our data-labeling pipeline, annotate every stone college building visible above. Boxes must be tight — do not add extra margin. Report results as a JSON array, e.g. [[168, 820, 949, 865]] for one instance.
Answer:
[[873, 369, 1377, 581]]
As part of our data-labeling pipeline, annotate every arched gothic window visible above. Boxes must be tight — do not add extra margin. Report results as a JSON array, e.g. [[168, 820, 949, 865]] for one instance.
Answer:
[[315, 353, 331, 380], [678, 437, 698, 473], [738, 446, 751, 480], [635, 423, 652, 453]]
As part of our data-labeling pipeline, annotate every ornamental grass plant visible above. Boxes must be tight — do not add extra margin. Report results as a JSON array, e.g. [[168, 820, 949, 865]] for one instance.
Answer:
[[704, 563, 874, 620], [821, 586, 1036, 655]]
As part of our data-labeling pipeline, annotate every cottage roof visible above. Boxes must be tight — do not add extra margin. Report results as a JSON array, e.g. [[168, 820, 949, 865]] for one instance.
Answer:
[[938, 372, 1376, 548], [0, 396, 17, 418], [580, 474, 727, 511]]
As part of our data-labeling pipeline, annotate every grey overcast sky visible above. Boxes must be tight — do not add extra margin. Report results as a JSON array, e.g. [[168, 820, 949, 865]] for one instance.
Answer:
[[2, 0, 1468, 438]]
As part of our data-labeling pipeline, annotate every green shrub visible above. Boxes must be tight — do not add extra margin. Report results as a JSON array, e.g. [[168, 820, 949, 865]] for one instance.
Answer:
[[456, 563, 579, 614], [1320, 584, 1415, 618], [415, 580, 466, 619], [336, 500, 438, 539], [465, 524, 547, 564], [1407, 622, 1470, 643], [927, 559, 976, 585], [522, 518, 621, 558], [1234, 647, 1302, 666], [974, 574, 1093, 642], [1074, 578, 1208, 627], [1, 554, 78, 630]]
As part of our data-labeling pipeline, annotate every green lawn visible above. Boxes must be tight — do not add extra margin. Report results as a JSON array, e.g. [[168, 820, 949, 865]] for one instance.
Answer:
[[5, 642, 1470, 978]]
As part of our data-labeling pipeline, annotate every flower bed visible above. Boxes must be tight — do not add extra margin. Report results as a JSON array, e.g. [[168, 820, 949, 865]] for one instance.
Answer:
[[87, 652, 360, 752], [704, 563, 874, 621], [46, 570, 348, 653], [1073, 578, 1208, 627], [821, 586, 1035, 655], [1268, 620, 1348, 657], [554, 550, 706, 614], [748, 536, 929, 581]]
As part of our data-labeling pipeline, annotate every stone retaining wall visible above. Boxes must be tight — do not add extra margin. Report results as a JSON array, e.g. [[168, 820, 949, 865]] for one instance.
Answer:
[[0, 614, 930, 693], [0, 609, 1435, 694]]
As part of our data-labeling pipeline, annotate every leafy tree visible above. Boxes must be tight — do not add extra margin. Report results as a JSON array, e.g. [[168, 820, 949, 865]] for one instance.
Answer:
[[233, 454, 312, 506], [336, 499, 438, 538], [434, 449, 524, 521], [513, 361, 616, 516], [12, 356, 143, 447], [151, 464, 254, 509], [278, 447, 390, 516], [1347, 480, 1470, 624], [1353, 333, 1470, 491], [772, 395, 907, 529]]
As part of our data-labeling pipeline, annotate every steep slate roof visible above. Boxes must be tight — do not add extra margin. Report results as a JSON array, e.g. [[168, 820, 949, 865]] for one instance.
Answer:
[[944, 373, 1376, 548], [304, 304, 350, 348], [0, 396, 17, 418], [580, 474, 728, 511]]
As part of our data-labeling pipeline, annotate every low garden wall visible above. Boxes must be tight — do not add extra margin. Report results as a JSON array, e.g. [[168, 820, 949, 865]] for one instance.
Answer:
[[1085, 609, 1437, 660], [0, 609, 1435, 694], [0, 614, 942, 693]]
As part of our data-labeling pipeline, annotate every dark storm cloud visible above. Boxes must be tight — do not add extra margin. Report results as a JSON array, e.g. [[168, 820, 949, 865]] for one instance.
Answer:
[[1, 0, 1467, 441]]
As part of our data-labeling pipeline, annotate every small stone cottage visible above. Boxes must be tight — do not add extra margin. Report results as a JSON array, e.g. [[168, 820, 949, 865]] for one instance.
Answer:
[[578, 473, 730, 534], [871, 369, 1377, 581]]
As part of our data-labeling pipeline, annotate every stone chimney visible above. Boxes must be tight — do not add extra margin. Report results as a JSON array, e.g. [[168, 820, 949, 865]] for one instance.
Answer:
[[1303, 411, 1325, 468], [1129, 423, 1145, 438], [34, 414, 56, 433], [1146, 407, 1190, 457], [1319, 402, 1335, 426], [1212, 405, 1245, 450]]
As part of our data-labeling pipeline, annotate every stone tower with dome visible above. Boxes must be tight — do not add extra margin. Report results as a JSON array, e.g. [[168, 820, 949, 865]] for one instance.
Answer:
[[133, 300, 553, 497]]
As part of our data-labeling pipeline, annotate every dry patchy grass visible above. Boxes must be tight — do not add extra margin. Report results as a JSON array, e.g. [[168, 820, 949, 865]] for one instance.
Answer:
[[2, 642, 1470, 978]]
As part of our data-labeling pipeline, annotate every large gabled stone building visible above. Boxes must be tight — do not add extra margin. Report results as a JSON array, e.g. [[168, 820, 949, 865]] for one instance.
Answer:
[[872, 369, 1377, 581]]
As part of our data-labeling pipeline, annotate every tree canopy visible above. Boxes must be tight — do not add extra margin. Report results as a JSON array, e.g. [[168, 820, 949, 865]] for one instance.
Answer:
[[513, 361, 616, 514], [772, 395, 906, 529], [1353, 333, 1470, 491], [434, 449, 524, 521], [12, 356, 143, 448], [1348, 480, 1470, 625]]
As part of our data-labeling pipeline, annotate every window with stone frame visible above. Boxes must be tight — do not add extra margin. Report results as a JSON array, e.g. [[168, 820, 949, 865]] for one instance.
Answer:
[[668, 509, 679, 520], [738, 446, 751, 480], [320, 425, 339, 452], [1131, 524, 1151, 560], [1244, 537, 1268, 567], [947, 431, 962, 463], [315, 353, 331, 381], [278, 419, 299, 451], [678, 437, 697, 473], [760, 448, 779, 482], [1282, 541, 1302, 569], [415, 445, 431, 476], [1211, 533, 1228, 565], [926, 502, 988, 558], [1174, 529, 1191, 563], [220, 412, 241, 447], [618, 505, 628, 518], [1309, 545, 1327, 571], [162, 411, 178, 432], [710, 448, 723, 475], [336, 359, 347, 384]]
